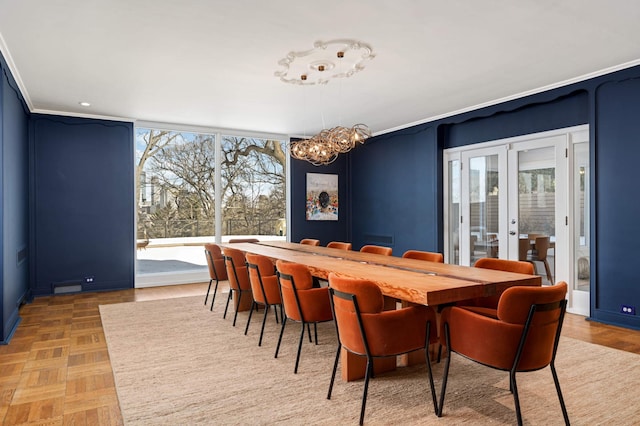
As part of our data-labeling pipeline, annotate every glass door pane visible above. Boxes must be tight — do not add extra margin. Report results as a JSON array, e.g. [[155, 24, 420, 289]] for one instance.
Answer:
[[517, 146, 556, 284], [468, 154, 500, 264]]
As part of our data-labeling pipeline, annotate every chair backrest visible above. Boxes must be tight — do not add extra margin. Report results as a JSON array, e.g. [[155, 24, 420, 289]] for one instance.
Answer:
[[245, 253, 280, 305], [360, 245, 393, 256], [300, 238, 320, 246], [228, 238, 259, 243], [276, 260, 330, 322], [402, 250, 444, 263], [534, 236, 550, 260], [518, 238, 531, 261], [474, 257, 535, 275], [327, 241, 352, 250], [222, 247, 251, 291], [497, 281, 568, 370], [327, 274, 385, 355], [204, 243, 228, 281]]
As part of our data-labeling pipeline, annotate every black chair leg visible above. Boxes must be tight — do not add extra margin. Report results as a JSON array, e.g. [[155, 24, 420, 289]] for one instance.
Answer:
[[314, 322, 319, 345], [274, 317, 287, 358], [244, 301, 256, 335], [209, 279, 219, 311], [327, 344, 341, 400], [232, 291, 242, 327], [258, 303, 269, 346], [223, 290, 233, 319], [294, 322, 306, 374], [551, 361, 570, 425], [359, 358, 373, 426], [511, 370, 523, 426], [306, 323, 312, 342], [204, 279, 212, 305]]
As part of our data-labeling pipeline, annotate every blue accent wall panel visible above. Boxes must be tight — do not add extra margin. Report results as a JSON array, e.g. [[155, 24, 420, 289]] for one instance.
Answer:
[[443, 91, 589, 149], [31, 115, 134, 295], [592, 77, 640, 329], [351, 124, 438, 255], [289, 152, 350, 246], [1, 54, 30, 343]]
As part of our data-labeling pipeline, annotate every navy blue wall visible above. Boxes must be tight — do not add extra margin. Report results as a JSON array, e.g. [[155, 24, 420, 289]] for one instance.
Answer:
[[351, 124, 439, 255], [592, 76, 640, 326], [291, 66, 640, 330], [30, 115, 134, 296], [0, 54, 30, 343]]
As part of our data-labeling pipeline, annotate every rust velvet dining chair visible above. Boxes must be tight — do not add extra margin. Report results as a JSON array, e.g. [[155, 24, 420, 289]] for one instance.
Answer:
[[300, 238, 320, 246], [222, 246, 253, 327], [360, 245, 393, 256], [245, 253, 283, 346], [274, 260, 334, 373], [327, 241, 352, 250], [327, 273, 439, 425], [464, 258, 537, 310], [402, 249, 444, 263], [438, 281, 570, 425], [203, 243, 228, 311]]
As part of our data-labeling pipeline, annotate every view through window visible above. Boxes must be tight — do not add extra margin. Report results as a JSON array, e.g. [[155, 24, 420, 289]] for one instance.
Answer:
[[135, 127, 286, 283]]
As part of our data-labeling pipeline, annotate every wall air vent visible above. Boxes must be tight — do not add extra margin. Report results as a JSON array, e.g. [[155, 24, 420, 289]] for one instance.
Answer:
[[52, 281, 83, 294]]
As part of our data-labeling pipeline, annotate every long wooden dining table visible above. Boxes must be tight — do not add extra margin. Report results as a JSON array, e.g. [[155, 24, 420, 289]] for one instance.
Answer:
[[219, 241, 541, 380]]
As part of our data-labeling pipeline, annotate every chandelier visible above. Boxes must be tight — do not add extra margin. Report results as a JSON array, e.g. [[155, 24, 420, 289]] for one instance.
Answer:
[[275, 39, 374, 165]]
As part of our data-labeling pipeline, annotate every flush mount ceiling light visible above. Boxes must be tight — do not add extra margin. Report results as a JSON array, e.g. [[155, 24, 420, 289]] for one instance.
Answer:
[[276, 39, 374, 165], [274, 39, 375, 86]]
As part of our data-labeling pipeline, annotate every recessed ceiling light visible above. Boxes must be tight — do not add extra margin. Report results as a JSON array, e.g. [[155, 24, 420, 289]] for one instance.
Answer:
[[79, 101, 91, 107]]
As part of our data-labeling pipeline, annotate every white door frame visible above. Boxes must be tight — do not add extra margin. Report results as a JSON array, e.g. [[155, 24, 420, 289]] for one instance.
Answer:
[[444, 125, 590, 315]]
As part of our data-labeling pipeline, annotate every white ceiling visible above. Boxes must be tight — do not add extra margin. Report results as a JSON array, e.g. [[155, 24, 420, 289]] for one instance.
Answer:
[[1, 0, 639, 138]]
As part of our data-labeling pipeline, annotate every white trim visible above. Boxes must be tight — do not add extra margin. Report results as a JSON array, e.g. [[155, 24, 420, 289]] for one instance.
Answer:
[[135, 120, 288, 141], [0, 32, 33, 110], [31, 108, 135, 123]]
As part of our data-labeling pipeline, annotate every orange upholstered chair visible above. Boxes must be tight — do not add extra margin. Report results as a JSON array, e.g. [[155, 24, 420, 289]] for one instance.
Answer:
[[327, 241, 352, 250], [228, 238, 259, 243], [402, 249, 444, 263], [360, 245, 393, 256], [300, 238, 320, 246], [463, 258, 537, 310], [275, 260, 334, 373], [245, 253, 283, 346], [222, 247, 253, 326], [203, 243, 228, 311], [327, 273, 438, 425], [438, 282, 569, 425]]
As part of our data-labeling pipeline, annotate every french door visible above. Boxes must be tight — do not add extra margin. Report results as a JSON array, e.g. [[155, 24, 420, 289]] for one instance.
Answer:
[[444, 126, 589, 315]]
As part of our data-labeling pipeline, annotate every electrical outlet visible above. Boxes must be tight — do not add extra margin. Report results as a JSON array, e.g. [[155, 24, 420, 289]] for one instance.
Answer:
[[620, 305, 636, 315], [84, 276, 95, 284]]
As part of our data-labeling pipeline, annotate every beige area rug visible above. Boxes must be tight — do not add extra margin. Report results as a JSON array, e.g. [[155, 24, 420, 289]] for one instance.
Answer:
[[100, 295, 639, 425]]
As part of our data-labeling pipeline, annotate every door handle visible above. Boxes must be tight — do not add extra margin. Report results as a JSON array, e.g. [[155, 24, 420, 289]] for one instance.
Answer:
[[509, 231, 516, 235]]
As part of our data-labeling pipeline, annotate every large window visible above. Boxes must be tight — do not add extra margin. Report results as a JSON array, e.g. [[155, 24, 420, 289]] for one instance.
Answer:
[[135, 126, 287, 286]]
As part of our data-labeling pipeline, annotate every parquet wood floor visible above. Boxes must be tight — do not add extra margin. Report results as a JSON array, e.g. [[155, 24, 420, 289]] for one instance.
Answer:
[[1, 282, 639, 425]]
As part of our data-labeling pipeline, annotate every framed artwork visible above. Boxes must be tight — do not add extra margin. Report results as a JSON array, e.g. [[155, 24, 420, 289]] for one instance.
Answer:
[[306, 173, 338, 221]]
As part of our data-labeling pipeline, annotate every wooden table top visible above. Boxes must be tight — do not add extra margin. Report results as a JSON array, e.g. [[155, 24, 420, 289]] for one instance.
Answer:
[[220, 241, 541, 306]]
